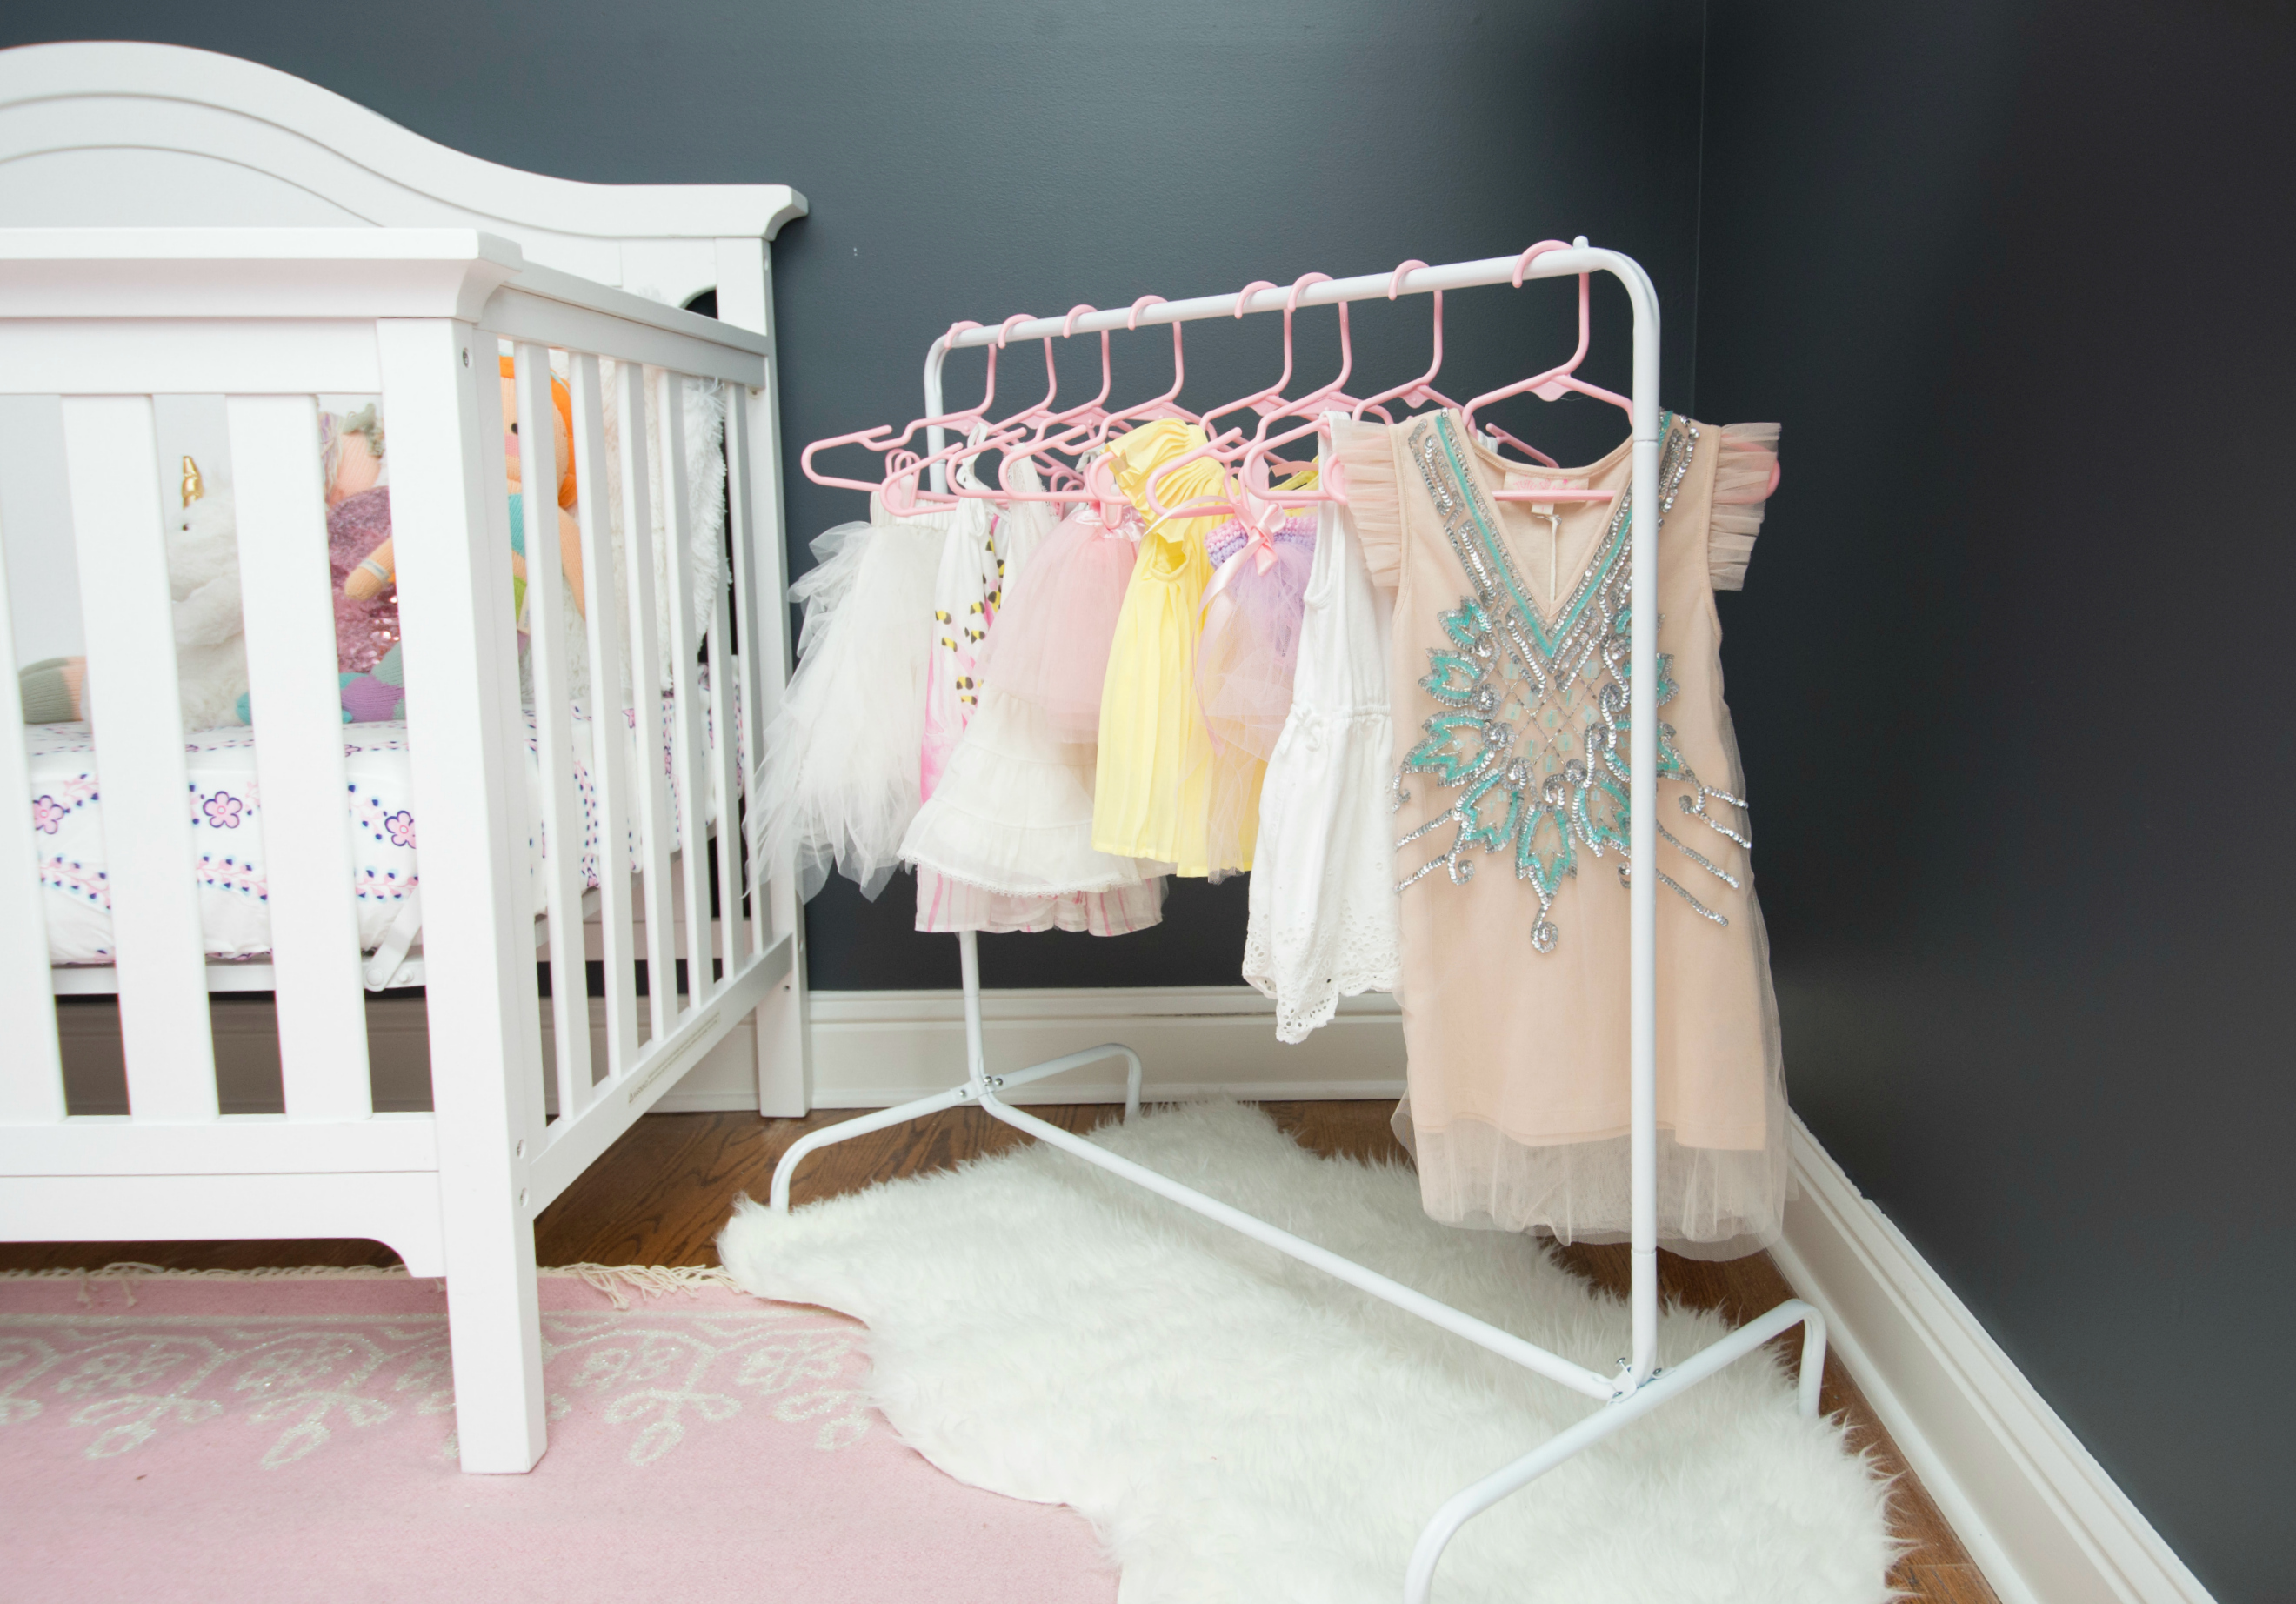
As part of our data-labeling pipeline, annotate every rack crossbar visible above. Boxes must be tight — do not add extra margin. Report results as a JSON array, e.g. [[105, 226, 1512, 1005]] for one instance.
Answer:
[[934, 251, 1617, 353], [980, 1092, 1621, 1402]]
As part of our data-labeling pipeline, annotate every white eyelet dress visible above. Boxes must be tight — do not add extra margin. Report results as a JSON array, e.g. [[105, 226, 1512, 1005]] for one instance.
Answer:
[[1242, 422, 1400, 1041]]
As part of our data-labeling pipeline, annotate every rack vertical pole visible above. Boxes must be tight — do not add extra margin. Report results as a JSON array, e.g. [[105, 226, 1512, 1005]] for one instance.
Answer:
[[1620, 257, 1662, 1392]]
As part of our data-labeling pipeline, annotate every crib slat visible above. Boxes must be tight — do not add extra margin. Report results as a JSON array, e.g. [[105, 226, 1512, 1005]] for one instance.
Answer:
[[707, 580, 742, 977], [514, 343, 595, 1123], [721, 384, 765, 963], [570, 355, 639, 1079], [617, 359, 677, 1038], [0, 511, 64, 1122], [228, 394, 371, 1121], [62, 396, 217, 1121], [720, 334, 813, 1119], [657, 371, 715, 1008]]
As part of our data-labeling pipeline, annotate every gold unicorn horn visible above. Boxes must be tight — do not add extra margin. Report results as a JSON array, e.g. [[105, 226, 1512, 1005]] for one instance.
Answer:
[[181, 455, 204, 507]]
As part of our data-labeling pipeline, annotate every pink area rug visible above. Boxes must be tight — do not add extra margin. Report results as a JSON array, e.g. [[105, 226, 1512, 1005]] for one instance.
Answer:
[[0, 1267, 1116, 1603]]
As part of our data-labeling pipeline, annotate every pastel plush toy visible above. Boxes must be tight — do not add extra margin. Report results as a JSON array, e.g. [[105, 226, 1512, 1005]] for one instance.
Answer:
[[19, 468, 250, 729], [325, 406, 397, 675], [338, 641, 405, 722], [233, 405, 401, 725], [341, 358, 585, 622]]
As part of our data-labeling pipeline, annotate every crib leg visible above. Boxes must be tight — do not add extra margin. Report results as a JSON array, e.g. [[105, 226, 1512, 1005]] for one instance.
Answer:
[[751, 935, 811, 1119], [440, 1205, 547, 1474], [379, 313, 550, 1474], [744, 844, 811, 1116]]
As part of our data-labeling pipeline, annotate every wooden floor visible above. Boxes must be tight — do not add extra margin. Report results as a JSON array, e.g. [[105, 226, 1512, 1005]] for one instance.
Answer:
[[3, 1099, 1995, 1602]]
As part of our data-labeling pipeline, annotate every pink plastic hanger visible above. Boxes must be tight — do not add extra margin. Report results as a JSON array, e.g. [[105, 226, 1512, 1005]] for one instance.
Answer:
[[801, 318, 1006, 495], [1000, 293, 1198, 497], [1193, 277, 1362, 561], [1145, 273, 1326, 524], [984, 304, 1116, 500], [1239, 273, 1360, 452], [1212, 272, 1376, 536], [1464, 240, 1630, 505], [884, 312, 1063, 511], [1353, 259, 1558, 467]]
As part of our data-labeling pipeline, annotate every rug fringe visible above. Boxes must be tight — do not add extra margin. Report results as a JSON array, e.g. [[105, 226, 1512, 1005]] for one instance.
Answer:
[[552, 1262, 740, 1309], [0, 1260, 739, 1309]]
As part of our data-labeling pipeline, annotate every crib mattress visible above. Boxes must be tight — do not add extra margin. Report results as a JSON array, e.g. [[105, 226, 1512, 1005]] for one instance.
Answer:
[[27, 697, 719, 969]]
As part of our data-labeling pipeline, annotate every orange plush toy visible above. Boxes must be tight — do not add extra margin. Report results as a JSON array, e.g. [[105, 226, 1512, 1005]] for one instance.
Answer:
[[343, 357, 585, 619]]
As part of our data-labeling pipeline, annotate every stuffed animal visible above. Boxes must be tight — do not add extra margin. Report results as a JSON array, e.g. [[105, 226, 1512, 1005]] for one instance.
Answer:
[[337, 641, 405, 723], [18, 475, 250, 729], [170, 488, 251, 729], [341, 358, 586, 621], [324, 405, 397, 676]]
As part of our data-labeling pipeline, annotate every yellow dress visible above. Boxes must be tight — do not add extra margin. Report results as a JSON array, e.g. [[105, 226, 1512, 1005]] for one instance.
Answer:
[[1091, 419, 1229, 874]]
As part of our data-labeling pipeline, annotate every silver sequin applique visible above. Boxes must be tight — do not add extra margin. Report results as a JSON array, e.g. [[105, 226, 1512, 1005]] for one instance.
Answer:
[[1392, 412, 1747, 952]]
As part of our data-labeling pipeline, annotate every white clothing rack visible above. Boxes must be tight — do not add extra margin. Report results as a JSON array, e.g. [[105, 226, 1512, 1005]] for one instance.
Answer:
[[771, 244, 1825, 1601]]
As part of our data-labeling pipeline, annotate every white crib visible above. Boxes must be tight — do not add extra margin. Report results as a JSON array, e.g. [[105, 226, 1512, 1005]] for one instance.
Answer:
[[0, 43, 810, 1472]]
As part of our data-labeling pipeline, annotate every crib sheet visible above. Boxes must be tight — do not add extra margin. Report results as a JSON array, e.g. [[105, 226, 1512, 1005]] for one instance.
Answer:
[[28, 694, 723, 970]]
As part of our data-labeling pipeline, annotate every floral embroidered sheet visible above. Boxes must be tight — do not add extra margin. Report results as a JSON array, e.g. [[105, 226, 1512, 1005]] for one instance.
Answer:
[[26, 694, 721, 968]]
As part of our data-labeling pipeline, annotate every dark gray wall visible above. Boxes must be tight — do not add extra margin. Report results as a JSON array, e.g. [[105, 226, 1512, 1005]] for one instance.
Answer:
[[1695, 2, 2296, 1595], [0, 0, 1708, 990]]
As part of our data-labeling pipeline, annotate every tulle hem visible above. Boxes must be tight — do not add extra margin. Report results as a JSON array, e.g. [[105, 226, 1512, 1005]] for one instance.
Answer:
[[1394, 1103, 1787, 1260], [914, 870, 1166, 935], [899, 688, 1151, 896]]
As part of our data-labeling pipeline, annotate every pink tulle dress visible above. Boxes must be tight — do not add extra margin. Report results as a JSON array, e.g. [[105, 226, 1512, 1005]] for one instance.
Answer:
[[1192, 511, 1317, 878], [900, 497, 1167, 932], [974, 500, 1143, 741]]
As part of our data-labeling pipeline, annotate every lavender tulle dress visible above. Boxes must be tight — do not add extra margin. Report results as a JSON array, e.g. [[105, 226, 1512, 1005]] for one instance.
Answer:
[[1192, 511, 1316, 879]]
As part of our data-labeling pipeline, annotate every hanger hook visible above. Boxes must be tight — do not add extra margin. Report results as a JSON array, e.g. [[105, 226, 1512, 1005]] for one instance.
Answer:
[[996, 313, 1034, 349], [1511, 240, 1573, 289], [1386, 259, 1428, 300], [1126, 294, 1165, 331], [943, 319, 999, 418], [1063, 304, 1097, 338], [1285, 271, 1332, 314], [1233, 280, 1277, 319]]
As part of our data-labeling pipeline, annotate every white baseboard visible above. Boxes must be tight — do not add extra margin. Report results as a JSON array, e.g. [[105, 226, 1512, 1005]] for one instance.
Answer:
[[55, 985, 1404, 1117], [56, 985, 2204, 1604], [798, 986, 1405, 1108], [1775, 1115, 2213, 1604]]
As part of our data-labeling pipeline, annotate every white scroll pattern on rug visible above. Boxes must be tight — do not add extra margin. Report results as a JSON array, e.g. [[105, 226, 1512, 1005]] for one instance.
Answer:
[[0, 1305, 871, 1469]]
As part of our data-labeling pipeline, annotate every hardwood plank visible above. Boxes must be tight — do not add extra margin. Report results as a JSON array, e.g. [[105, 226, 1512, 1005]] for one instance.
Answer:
[[0, 1097, 1995, 1602], [0, 1236, 400, 1272]]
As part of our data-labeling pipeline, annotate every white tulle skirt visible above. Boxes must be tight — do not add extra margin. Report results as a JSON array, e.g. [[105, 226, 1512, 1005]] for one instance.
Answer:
[[751, 511, 943, 900], [901, 488, 1165, 936], [903, 686, 1156, 899]]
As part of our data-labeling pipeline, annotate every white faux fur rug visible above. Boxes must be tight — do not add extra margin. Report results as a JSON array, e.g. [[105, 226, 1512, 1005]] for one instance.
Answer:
[[718, 1102, 1892, 1602]]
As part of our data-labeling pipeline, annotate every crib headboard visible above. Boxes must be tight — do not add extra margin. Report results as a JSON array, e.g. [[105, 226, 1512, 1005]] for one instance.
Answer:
[[0, 40, 806, 662], [0, 42, 804, 303]]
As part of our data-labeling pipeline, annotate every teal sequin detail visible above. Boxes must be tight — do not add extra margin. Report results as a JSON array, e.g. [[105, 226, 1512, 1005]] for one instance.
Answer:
[[1393, 412, 1713, 952]]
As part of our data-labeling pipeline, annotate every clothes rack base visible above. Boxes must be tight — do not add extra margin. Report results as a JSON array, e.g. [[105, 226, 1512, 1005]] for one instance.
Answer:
[[770, 244, 1825, 1602]]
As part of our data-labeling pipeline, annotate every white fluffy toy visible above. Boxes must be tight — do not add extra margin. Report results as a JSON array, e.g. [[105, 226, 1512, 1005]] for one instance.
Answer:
[[14, 484, 249, 731], [168, 488, 251, 731]]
